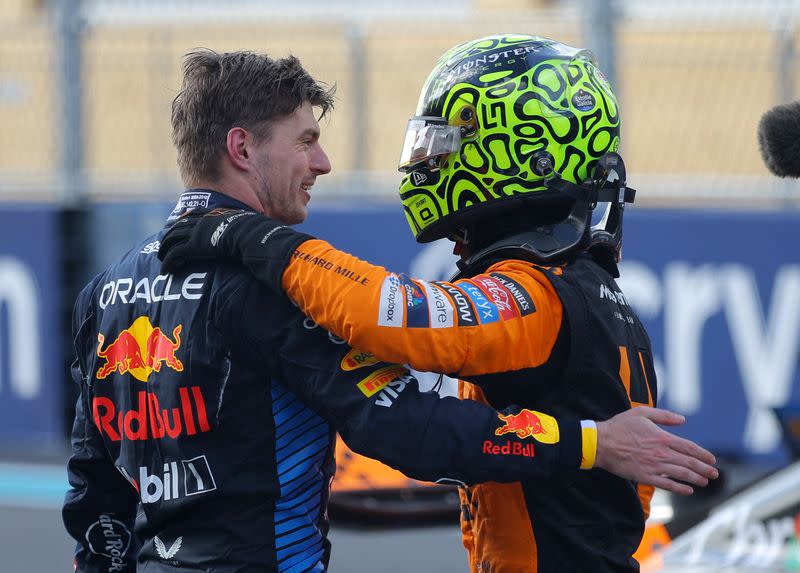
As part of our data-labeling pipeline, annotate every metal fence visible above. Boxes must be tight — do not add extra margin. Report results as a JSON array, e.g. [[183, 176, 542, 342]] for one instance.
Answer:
[[1, 0, 798, 205]]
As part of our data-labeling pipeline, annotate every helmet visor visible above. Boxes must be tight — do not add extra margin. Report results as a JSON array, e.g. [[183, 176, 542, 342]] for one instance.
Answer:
[[398, 116, 461, 172]]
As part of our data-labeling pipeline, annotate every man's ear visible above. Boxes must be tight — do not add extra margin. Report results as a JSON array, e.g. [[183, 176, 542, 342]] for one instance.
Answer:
[[226, 127, 251, 171]]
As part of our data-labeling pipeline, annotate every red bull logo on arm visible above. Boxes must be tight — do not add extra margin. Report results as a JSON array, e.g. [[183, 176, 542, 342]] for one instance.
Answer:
[[495, 409, 560, 444], [483, 440, 536, 458], [96, 316, 183, 382]]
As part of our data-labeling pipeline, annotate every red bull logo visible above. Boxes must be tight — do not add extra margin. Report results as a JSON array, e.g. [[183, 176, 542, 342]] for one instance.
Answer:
[[495, 409, 560, 444], [96, 316, 184, 382], [483, 440, 535, 458], [92, 386, 210, 442]]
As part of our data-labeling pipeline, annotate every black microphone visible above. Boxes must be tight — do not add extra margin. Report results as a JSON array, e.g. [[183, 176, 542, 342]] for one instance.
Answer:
[[758, 100, 800, 178]]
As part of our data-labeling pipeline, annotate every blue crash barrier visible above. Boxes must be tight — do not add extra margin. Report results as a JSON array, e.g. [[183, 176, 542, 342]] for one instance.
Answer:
[[0, 206, 62, 450]]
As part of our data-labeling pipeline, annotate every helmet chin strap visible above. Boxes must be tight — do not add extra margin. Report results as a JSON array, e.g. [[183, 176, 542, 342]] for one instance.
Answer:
[[454, 153, 635, 279]]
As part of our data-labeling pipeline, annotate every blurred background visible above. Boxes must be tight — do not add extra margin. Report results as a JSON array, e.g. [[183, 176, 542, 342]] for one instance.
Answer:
[[0, 0, 799, 571]]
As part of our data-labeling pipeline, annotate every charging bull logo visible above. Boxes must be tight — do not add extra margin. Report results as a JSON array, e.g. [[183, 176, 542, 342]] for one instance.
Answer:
[[495, 409, 560, 444], [96, 316, 184, 382]]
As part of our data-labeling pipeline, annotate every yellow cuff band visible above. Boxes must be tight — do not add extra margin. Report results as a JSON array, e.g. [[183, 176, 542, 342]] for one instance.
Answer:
[[580, 420, 598, 469]]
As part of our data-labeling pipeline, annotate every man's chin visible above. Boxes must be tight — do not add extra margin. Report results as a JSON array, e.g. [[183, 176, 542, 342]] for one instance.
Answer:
[[286, 208, 307, 226], [265, 205, 307, 225]]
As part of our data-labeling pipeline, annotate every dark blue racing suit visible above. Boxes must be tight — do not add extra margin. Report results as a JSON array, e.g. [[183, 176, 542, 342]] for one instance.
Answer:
[[63, 190, 590, 573]]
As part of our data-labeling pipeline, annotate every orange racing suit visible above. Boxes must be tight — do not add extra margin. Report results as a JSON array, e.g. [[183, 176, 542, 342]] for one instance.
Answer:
[[278, 239, 657, 573]]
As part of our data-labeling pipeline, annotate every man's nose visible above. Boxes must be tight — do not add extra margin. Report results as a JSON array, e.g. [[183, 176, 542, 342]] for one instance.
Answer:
[[311, 143, 331, 175]]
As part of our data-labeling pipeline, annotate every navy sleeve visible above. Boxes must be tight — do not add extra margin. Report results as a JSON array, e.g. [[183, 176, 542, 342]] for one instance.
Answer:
[[62, 286, 140, 573], [217, 278, 582, 485]]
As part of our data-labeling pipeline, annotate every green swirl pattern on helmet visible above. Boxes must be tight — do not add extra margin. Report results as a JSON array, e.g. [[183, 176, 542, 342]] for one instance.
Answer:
[[399, 34, 620, 242]]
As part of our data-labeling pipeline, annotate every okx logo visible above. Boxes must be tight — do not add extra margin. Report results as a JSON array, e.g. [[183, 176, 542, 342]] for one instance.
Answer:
[[121, 455, 217, 504], [96, 316, 183, 381]]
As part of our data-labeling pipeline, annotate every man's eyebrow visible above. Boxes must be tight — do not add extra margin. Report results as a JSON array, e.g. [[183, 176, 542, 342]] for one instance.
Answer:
[[300, 127, 321, 139]]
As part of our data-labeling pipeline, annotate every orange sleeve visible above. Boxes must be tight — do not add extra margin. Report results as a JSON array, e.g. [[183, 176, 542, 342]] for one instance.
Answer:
[[281, 239, 563, 377], [637, 484, 655, 520]]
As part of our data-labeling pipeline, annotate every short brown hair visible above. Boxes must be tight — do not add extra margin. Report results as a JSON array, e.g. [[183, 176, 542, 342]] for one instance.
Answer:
[[171, 49, 335, 185]]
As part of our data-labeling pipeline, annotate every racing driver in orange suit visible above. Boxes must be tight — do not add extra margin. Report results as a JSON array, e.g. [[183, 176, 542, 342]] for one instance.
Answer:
[[159, 36, 719, 573]]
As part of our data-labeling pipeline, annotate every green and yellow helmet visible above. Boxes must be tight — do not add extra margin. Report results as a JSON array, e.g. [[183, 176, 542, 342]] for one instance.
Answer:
[[398, 34, 622, 244]]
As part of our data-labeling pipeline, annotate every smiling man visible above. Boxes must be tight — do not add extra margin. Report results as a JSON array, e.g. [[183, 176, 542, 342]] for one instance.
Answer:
[[218, 99, 326, 224]]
